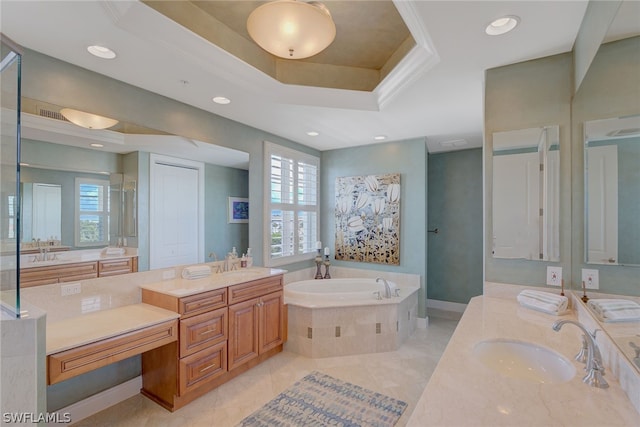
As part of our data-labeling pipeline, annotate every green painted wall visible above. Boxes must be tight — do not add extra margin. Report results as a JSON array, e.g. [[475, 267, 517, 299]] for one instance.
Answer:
[[205, 163, 249, 261], [427, 148, 483, 304], [321, 138, 428, 317], [484, 53, 573, 287]]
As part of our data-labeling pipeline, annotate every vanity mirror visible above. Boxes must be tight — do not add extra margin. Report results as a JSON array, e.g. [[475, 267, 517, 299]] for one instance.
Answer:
[[18, 99, 250, 271], [492, 126, 560, 261], [584, 115, 640, 266]]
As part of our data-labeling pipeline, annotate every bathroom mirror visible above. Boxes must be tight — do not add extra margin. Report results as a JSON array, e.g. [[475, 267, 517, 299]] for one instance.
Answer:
[[18, 99, 250, 269], [492, 126, 560, 261], [584, 115, 640, 266]]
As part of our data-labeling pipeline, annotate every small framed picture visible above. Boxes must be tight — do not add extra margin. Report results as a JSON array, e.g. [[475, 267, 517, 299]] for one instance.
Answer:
[[228, 197, 249, 223]]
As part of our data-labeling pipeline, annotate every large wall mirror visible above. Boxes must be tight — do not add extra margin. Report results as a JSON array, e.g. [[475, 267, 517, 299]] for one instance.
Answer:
[[18, 97, 250, 271], [584, 115, 640, 266], [492, 126, 560, 261], [572, 2, 639, 375]]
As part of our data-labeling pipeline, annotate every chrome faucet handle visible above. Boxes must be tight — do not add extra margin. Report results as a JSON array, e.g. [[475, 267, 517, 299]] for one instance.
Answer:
[[575, 334, 588, 364], [373, 291, 382, 300], [584, 364, 609, 389], [394, 288, 401, 297]]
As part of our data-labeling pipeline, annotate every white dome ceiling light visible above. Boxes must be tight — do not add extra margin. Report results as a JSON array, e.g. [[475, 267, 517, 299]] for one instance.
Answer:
[[60, 108, 118, 130], [247, 0, 336, 59]]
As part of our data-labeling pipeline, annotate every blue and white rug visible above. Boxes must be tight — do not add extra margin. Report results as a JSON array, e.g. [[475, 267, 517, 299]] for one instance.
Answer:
[[237, 371, 408, 427]]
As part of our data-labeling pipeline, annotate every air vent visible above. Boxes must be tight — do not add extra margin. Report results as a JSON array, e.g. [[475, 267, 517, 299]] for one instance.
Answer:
[[440, 139, 468, 148], [606, 128, 640, 137], [37, 108, 69, 122]]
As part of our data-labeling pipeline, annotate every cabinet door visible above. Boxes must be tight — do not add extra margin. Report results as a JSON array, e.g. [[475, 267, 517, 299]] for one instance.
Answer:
[[228, 298, 259, 371], [259, 291, 284, 354]]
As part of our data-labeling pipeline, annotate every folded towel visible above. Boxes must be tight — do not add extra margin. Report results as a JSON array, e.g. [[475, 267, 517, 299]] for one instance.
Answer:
[[517, 290, 568, 315], [181, 265, 212, 280], [103, 247, 126, 256], [587, 299, 640, 322]]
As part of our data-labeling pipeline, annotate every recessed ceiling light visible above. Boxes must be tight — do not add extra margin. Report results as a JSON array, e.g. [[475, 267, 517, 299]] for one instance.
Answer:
[[87, 45, 116, 59], [306, 131, 319, 136], [485, 16, 520, 36], [90, 143, 104, 148], [374, 135, 387, 141], [213, 96, 231, 105]]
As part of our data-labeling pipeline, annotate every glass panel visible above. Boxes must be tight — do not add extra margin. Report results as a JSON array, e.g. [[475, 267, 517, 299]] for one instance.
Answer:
[[297, 210, 317, 254], [270, 209, 294, 258], [297, 160, 317, 206], [77, 179, 109, 246], [0, 35, 22, 317]]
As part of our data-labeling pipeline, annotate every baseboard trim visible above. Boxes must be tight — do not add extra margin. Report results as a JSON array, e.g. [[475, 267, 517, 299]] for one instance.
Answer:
[[427, 299, 467, 313], [51, 376, 141, 425], [416, 317, 428, 329]]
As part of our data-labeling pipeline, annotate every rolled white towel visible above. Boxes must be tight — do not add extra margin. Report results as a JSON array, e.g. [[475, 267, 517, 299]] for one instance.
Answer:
[[587, 299, 640, 322], [517, 290, 568, 315], [103, 247, 126, 256], [181, 265, 212, 280]]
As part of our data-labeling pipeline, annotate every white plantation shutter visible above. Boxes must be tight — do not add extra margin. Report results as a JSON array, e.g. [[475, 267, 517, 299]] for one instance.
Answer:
[[265, 142, 320, 265]]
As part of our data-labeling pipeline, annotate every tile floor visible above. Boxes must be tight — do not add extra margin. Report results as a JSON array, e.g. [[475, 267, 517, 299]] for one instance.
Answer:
[[73, 316, 459, 427]]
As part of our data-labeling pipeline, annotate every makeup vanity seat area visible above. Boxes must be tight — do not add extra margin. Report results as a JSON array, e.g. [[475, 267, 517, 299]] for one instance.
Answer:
[[140, 272, 286, 411]]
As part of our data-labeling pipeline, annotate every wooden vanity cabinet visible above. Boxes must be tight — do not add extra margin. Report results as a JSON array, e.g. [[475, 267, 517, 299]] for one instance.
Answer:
[[141, 273, 285, 411], [228, 290, 284, 371]]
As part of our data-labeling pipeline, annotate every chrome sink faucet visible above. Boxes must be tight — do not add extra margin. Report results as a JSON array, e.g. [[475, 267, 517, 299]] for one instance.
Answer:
[[376, 277, 392, 298], [552, 319, 608, 388]]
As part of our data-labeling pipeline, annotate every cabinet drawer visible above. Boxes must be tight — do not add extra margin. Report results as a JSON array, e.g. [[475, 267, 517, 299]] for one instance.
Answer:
[[48, 319, 178, 385], [180, 307, 227, 357], [179, 341, 227, 395], [98, 258, 134, 277], [21, 261, 98, 285], [228, 276, 283, 305], [180, 288, 227, 317]]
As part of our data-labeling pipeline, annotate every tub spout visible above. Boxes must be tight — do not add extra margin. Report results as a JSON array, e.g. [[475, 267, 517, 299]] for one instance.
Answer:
[[376, 277, 392, 298]]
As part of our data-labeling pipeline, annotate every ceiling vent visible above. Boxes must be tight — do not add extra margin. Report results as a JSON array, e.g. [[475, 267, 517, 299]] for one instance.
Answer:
[[440, 139, 468, 148], [37, 107, 69, 122], [606, 128, 640, 137]]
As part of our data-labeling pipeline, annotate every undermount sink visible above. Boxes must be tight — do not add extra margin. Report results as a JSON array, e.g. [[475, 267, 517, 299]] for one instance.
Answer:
[[473, 339, 576, 384]]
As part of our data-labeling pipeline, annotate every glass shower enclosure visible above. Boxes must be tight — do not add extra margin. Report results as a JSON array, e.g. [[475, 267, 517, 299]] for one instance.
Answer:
[[1, 34, 23, 318]]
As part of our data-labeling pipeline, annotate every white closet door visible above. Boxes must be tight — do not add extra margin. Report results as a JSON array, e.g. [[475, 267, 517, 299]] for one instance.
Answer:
[[150, 155, 204, 269], [587, 145, 618, 264]]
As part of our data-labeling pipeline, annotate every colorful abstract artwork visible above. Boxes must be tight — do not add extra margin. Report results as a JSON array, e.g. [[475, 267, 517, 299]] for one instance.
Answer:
[[334, 173, 400, 264]]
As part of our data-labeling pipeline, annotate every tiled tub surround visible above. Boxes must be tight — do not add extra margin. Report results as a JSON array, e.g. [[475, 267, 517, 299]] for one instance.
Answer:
[[407, 284, 639, 426], [284, 274, 420, 358]]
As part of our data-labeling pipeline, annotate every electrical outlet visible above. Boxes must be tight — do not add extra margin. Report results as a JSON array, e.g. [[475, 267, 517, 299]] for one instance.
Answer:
[[162, 270, 176, 280], [546, 266, 562, 287], [61, 282, 81, 296], [582, 269, 599, 289]]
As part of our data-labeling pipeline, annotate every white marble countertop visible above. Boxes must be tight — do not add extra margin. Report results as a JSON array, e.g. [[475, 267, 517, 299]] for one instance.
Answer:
[[407, 295, 639, 426], [139, 267, 286, 297], [46, 303, 179, 355]]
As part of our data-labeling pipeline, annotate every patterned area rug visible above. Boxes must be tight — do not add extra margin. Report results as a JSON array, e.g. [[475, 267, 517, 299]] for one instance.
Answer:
[[237, 371, 407, 427]]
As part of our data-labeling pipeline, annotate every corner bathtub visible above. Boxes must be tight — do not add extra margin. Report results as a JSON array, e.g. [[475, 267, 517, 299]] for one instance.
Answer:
[[284, 278, 419, 358]]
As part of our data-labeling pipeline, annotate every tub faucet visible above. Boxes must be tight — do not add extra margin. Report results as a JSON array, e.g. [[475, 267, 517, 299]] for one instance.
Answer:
[[376, 277, 392, 298], [552, 320, 608, 388]]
